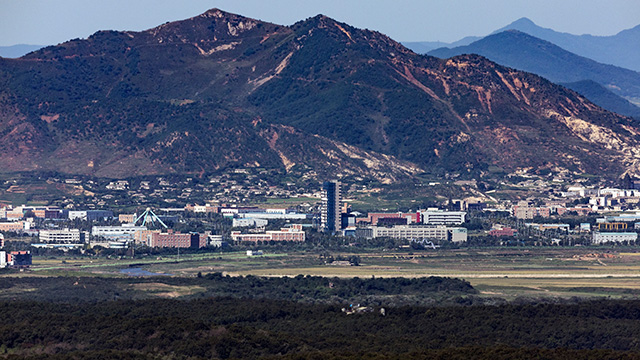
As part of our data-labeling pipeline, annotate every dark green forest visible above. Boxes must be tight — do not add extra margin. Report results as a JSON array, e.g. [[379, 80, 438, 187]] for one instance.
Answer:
[[0, 274, 475, 306], [2, 298, 640, 359]]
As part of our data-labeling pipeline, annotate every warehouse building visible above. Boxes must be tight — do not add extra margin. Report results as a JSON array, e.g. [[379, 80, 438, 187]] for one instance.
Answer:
[[592, 232, 638, 244]]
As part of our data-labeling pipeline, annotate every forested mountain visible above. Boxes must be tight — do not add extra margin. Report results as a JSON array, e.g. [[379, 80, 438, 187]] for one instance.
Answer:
[[1, 9, 640, 179]]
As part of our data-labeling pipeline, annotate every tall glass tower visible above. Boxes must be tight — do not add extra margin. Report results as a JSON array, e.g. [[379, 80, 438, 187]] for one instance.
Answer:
[[321, 181, 341, 233]]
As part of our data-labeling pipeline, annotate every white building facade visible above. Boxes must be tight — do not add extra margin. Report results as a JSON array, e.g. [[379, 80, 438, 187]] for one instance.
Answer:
[[418, 209, 466, 225], [592, 232, 638, 244], [367, 225, 467, 242], [39, 229, 84, 243], [91, 225, 148, 241]]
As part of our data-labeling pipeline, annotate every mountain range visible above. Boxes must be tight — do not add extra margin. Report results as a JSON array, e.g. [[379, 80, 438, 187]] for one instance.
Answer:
[[1, 9, 640, 180], [492, 18, 640, 73], [0, 44, 45, 58], [428, 30, 640, 117], [404, 17, 640, 72]]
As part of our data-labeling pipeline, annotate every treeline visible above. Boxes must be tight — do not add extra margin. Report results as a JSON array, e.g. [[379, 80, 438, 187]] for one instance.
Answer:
[[0, 274, 475, 305], [2, 298, 640, 359], [200, 273, 475, 303]]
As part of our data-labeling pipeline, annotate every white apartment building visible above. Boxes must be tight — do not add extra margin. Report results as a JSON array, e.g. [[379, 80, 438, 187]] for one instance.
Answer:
[[39, 229, 84, 243], [68, 210, 113, 221], [232, 218, 268, 227], [367, 225, 467, 242], [418, 209, 466, 225], [91, 225, 148, 241]]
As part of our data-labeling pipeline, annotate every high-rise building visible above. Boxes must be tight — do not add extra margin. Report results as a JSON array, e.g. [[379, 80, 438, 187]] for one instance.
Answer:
[[321, 181, 341, 233]]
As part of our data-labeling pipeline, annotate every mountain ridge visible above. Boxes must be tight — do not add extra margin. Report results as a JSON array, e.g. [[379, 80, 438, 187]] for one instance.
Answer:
[[428, 30, 640, 113], [1, 9, 640, 180]]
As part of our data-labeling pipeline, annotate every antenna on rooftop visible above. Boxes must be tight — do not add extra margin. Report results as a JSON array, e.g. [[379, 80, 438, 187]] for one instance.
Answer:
[[133, 208, 168, 229]]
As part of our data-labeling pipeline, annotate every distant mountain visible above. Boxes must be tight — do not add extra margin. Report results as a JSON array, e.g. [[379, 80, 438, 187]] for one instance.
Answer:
[[0, 44, 45, 58], [493, 17, 640, 72], [561, 80, 640, 119], [1, 9, 640, 179], [428, 30, 640, 106], [403, 36, 480, 54]]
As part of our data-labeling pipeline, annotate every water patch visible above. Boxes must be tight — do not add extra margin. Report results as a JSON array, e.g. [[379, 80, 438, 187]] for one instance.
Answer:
[[120, 267, 172, 277]]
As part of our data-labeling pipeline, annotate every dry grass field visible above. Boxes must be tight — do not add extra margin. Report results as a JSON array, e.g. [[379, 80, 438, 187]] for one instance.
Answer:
[[15, 247, 640, 300]]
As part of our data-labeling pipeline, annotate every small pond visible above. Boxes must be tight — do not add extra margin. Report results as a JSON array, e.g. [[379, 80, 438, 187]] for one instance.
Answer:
[[120, 267, 173, 277]]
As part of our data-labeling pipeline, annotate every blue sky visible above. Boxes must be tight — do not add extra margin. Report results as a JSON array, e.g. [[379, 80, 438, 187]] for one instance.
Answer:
[[1, 0, 638, 46]]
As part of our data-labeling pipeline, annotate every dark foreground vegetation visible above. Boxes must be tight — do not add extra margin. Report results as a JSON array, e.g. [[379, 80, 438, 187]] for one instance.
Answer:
[[0, 274, 475, 306], [2, 298, 640, 359]]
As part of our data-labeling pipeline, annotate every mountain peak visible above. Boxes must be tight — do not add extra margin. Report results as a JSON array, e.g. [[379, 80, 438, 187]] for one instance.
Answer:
[[509, 17, 537, 27], [195, 8, 252, 22], [198, 8, 226, 18], [299, 13, 344, 28], [495, 17, 543, 34]]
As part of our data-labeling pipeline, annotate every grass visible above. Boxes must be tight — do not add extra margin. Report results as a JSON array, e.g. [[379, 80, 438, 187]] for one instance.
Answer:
[[260, 196, 318, 208], [31, 252, 288, 273], [11, 247, 640, 301]]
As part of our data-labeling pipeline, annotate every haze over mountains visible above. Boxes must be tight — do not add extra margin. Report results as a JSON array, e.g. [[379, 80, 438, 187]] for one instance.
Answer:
[[405, 17, 640, 72], [0, 44, 45, 58], [1, 9, 640, 180], [492, 18, 640, 73]]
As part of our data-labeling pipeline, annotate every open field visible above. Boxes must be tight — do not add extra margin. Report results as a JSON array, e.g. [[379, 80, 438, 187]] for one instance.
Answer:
[[8, 247, 640, 300], [258, 196, 318, 208]]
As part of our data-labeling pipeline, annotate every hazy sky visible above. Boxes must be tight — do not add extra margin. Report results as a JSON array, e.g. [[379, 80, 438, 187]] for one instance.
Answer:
[[1, 0, 638, 46]]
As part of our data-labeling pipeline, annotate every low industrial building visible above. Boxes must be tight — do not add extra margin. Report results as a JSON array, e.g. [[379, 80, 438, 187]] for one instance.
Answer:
[[235, 210, 308, 220], [600, 212, 640, 223], [118, 214, 137, 223], [357, 225, 467, 242], [208, 235, 227, 248], [68, 210, 113, 221], [91, 225, 148, 241], [148, 230, 201, 248], [525, 223, 571, 232], [489, 225, 518, 237], [0, 251, 32, 268], [231, 224, 305, 243], [232, 218, 269, 228], [592, 232, 638, 244], [597, 222, 627, 231], [418, 209, 466, 225], [359, 212, 419, 225], [0, 221, 30, 232], [39, 229, 86, 243]]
